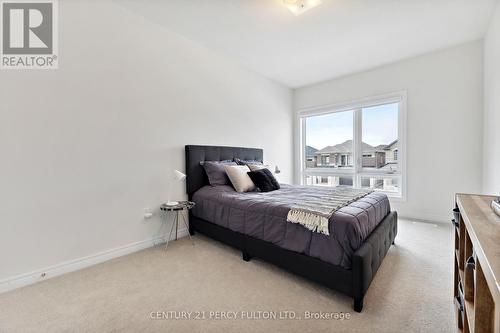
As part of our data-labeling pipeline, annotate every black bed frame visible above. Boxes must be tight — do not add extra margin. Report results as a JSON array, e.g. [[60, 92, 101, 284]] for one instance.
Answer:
[[185, 145, 397, 312]]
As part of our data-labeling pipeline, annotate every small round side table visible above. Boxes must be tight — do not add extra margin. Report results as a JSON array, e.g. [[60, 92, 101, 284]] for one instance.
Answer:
[[160, 201, 195, 250]]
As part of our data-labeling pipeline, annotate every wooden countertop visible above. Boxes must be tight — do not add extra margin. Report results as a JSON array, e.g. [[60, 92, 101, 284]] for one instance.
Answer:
[[457, 193, 500, 301]]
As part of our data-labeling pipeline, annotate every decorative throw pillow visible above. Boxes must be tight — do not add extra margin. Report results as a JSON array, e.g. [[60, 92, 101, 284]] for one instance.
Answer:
[[202, 161, 237, 186], [247, 168, 280, 192], [224, 165, 256, 192], [264, 168, 280, 190], [200, 159, 233, 165], [234, 158, 263, 166], [248, 164, 268, 172]]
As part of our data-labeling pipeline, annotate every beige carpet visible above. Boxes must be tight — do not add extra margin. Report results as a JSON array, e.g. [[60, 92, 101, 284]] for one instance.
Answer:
[[0, 219, 454, 333]]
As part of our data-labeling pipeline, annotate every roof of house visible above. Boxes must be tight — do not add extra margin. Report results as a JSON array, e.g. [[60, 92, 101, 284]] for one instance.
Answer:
[[316, 140, 375, 154], [315, 139, 399, 154], [373, 140, 398, 151], [305, 145, 318, 157], [384, 140, 398, 150]]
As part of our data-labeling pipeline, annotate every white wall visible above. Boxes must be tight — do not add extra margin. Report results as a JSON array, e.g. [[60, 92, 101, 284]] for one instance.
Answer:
[[294, 41, 484, 223], [483, 4, 500, 195], [0, 1, 292, 283]]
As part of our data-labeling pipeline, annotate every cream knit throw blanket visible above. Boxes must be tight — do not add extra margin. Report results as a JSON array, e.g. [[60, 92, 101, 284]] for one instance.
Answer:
[[287, 187, 373, 235]]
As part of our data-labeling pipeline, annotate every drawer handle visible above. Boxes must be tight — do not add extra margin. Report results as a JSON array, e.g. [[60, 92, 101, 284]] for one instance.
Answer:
[[454, 295, 464, 312], [466, 256, 475, 270], [453, 208, 461, 222]]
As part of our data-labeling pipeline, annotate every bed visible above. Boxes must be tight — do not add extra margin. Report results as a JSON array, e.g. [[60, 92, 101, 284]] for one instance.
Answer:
[[185, 145, 398, 312]]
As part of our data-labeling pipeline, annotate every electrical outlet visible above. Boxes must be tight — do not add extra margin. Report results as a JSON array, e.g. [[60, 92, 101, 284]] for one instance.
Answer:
[[144, 208, 153, 220]]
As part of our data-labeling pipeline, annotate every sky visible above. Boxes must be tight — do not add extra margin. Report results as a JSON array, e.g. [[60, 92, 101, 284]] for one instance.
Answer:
[[305, 103, 398, 150]]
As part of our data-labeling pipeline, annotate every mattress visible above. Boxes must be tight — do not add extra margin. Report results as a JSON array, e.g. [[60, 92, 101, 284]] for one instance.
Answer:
[[191, 184, 391, 269]]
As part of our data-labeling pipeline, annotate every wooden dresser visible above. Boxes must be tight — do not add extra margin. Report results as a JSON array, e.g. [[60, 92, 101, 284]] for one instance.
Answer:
[[454, 194, 500, 333]]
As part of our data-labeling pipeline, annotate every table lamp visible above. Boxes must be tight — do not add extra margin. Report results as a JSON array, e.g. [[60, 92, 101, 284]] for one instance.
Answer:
[[166, 169, 186, 206]]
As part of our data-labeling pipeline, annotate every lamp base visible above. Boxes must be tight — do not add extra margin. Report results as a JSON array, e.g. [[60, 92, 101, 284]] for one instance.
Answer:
[[166, 201, 179, 206]]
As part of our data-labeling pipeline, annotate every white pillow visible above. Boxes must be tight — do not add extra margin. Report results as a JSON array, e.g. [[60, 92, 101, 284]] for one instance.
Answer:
[[224, 165, 256, 193]]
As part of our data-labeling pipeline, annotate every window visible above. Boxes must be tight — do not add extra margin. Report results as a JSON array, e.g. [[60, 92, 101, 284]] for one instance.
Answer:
[[305, 110, 354, 169], [305, 175, 353, 187], [360, 176, 399, 193], [341, 155, 347, 166], [299, 92, 406, 199]]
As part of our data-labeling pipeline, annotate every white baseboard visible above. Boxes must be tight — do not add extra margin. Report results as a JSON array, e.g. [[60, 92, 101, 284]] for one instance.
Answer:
[[0, 228, 189, 294]]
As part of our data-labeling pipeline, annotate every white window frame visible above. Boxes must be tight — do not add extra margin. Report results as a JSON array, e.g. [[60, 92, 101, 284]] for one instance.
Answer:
[[296, 91, 407, 201]]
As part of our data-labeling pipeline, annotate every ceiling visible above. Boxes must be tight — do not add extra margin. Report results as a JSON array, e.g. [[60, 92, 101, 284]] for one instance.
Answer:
[[118, 0, 498, 88]]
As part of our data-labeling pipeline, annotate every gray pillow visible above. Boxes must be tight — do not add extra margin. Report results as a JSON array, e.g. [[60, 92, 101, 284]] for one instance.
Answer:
[[234, 158, 263, 166], [202, 161, 237, 186]]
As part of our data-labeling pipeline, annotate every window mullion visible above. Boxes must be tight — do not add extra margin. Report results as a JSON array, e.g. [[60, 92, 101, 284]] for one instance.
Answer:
[[353, 108, 362, 188], [301, 117, 306, 184]]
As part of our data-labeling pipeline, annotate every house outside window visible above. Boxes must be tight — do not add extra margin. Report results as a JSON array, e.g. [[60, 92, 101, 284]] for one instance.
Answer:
[[298, 92, 407, 199]]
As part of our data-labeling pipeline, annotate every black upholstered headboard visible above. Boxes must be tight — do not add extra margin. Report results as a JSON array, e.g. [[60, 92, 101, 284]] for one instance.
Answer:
[[185, 145, 263, 199]]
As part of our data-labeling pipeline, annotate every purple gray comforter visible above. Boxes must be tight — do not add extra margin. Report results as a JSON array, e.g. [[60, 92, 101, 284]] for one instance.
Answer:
[[192, 184, 391, 269]]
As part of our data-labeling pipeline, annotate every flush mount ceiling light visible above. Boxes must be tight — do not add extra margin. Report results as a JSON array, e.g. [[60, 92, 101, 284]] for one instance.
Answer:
[[283, 0, 322, 16]]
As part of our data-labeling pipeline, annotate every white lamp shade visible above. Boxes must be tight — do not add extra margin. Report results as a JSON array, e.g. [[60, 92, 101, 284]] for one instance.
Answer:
[[174, 169, 186, 181]]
